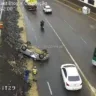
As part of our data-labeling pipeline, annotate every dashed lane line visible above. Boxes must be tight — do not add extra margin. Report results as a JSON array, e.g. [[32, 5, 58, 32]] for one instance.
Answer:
[[81, 37, 87, 44], [47, 81, 53, 95]]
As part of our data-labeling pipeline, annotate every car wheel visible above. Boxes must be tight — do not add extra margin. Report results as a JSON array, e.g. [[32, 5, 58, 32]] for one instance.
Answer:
[[64, 83, 67, 89], [21, 45, 27, 51], [42, 49, 47, 53], [39, 54, 44, 59]]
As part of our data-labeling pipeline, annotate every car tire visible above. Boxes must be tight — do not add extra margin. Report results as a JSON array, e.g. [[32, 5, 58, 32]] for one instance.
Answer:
[[64, 83, 67, 90], [42, 49, 47, 53], [21, 45, 27, 51], [39, 54, 44, 59]]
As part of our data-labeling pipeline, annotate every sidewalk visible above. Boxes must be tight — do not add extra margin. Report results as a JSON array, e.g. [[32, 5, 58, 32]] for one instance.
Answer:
[[58, 0, 96, 21]]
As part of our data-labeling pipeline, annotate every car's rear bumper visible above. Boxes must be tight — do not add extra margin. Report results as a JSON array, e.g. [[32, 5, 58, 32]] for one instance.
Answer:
[[25, 4, 37, 10], [65, 85, 82, 90], [45, 11, 52, 13]]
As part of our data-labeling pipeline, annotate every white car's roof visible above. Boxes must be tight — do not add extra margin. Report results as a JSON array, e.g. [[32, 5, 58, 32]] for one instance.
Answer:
[[45, 5, 51, 8], [66, 67, 79, 76]]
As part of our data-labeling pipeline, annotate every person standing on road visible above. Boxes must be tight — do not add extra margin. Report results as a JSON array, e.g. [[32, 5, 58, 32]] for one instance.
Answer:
[[32, 66, 38, 82], [32, 66, 38, 75]]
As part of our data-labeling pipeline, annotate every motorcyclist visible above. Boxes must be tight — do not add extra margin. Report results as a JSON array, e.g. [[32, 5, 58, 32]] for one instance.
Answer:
[[40, 20, 44, 29]]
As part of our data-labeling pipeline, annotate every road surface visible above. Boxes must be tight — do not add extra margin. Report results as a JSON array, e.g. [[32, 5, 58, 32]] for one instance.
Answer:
[[21, 0, 96, 96]]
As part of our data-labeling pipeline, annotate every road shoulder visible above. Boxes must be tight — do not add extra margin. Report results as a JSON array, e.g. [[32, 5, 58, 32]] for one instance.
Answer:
[[17, 0, 39, 96]]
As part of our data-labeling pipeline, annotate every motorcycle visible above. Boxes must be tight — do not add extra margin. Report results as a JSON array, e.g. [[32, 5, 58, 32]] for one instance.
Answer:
[[41, 25, 44, 31]]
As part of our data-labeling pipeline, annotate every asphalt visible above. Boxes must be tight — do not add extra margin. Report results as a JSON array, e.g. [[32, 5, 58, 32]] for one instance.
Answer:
[[21, 0, 96, 96]]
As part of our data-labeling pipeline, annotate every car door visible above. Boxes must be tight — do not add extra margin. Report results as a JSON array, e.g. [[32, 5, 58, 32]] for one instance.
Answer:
[[62, 68, 67, 83]]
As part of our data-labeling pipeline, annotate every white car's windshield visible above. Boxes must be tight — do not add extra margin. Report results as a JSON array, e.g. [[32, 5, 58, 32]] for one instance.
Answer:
[[45, 6, 51, 9], [46, 8, 51, 9], [68, 76, 80, 81]]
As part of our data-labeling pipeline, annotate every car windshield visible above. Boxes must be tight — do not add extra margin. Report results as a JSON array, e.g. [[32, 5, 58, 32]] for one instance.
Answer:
[[68, 76, 80, 81], [45, 6, 50, 9], [46, 8, 50, 9]]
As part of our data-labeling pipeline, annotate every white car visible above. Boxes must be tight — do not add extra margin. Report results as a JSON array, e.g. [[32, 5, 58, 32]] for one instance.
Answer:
[[43, 5, 52, 14], [61, 64, 82, 90], [20, 45, 49, 61]]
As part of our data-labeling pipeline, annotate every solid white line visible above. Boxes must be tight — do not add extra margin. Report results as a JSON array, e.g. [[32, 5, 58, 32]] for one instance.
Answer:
[[0, 0, 4, 20], [44, 17, 95, 93], [81, 37, 87, 44], [47, 81, 53, 95]]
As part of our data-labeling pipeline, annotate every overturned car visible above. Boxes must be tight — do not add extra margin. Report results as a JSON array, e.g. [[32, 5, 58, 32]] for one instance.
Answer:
[[20, 45, 49, 61]]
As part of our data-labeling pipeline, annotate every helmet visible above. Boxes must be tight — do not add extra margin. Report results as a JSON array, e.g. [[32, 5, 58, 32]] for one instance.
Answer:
[[41, 20, 44, 23]]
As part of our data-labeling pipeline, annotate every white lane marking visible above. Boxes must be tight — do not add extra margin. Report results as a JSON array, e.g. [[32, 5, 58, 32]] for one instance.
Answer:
[[62, 19, 75, 31], [81, 37, 87, 44], [40, 15, 95, 93], [52, 2, 76, 32], [0, 0, 4, 20], [47, 81, 53, 95]]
